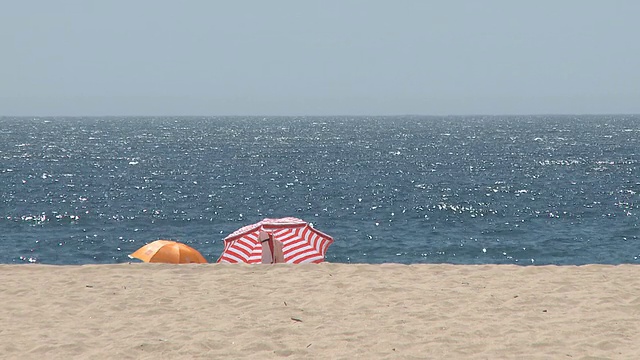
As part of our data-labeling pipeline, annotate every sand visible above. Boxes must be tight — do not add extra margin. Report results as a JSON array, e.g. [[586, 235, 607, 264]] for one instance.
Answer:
[[1, 263, 639, 359]]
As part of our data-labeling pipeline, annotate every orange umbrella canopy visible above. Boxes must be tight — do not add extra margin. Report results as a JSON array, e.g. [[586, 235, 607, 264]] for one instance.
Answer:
[[129, 240, 207, 264]]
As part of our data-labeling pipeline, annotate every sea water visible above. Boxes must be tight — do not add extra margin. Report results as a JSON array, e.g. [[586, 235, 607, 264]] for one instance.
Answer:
[[0, 115, 638, 265]]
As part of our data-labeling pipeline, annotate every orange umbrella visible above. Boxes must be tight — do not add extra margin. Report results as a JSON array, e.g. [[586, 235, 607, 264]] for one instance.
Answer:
[[129, 240, 207, 264]]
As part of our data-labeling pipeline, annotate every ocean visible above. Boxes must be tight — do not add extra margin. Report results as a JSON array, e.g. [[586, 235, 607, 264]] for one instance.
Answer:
[[0, 115, 638, 265]]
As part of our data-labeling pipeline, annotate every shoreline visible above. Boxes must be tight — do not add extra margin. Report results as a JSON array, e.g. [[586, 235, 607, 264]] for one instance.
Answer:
[[2, 263, 639, 359]]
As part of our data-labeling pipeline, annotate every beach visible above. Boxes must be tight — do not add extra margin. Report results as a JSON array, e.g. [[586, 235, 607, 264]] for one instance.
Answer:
[[1, 263, 638, 359]]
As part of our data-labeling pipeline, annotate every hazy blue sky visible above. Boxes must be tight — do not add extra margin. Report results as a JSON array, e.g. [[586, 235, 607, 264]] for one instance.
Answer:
[[1, 0, 638, 116]]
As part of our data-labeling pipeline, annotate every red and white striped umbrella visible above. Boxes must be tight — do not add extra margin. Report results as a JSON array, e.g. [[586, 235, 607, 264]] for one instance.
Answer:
[[217, 217, 334, 264]]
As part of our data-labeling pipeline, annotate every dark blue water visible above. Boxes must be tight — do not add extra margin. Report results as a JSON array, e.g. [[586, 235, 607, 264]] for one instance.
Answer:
[[1, 115, 638, 265]]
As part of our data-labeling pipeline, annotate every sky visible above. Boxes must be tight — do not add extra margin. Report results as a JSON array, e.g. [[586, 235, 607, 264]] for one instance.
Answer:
[[1, 0, 639, 116]]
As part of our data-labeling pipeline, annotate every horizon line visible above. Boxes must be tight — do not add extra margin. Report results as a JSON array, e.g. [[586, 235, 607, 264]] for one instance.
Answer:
[[1, 113, 639, 118]]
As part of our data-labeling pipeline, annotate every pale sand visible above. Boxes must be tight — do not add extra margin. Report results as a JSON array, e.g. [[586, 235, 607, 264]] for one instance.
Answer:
[[1, 264, 639, 359]]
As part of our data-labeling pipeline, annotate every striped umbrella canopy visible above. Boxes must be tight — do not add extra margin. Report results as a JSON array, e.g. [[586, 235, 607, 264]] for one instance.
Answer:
[[217, 217, 334, 264]]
